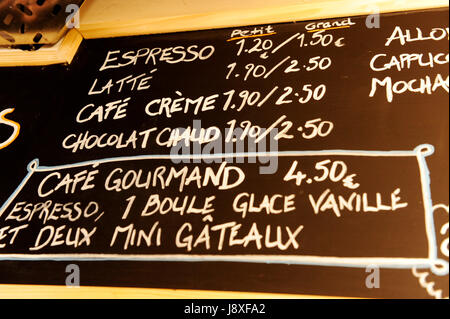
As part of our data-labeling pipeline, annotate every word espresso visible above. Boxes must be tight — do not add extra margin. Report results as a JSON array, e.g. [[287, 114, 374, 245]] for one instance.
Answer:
[[99, 45, 215, 71]]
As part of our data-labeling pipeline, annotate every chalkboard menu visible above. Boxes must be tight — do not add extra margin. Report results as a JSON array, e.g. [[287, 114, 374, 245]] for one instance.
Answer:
[[0, 8, 448, 298]]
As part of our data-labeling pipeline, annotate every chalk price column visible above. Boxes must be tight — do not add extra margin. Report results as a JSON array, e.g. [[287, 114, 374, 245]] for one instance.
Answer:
[[224, 22, 350, 143]]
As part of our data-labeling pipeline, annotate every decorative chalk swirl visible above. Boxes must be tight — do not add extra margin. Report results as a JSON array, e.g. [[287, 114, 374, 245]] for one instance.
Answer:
[[435, 204, 449, 258], [411, 268, 447, 299], [412, 204, 449, 299]]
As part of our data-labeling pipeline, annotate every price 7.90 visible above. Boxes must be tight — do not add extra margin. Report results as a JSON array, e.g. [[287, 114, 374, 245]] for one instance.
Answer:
[[226, 56, 332, 81], [222, 84, 327, 112]]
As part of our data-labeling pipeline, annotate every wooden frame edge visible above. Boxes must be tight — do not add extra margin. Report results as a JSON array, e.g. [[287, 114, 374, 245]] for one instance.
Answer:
[[79, 0, 449, 39], [0, 29, 83, 67], [0, 284, 346, 299]]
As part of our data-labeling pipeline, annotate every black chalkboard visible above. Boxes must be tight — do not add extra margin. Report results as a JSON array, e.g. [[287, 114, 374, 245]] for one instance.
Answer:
[[0, 8, 448, 298]]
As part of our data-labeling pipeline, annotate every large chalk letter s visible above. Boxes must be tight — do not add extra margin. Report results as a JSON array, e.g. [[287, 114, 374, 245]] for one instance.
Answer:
[[0, 108, 20, 150]]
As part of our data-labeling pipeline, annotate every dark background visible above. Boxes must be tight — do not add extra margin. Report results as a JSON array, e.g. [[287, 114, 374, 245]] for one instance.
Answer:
[[0, 8, 448, 298]]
